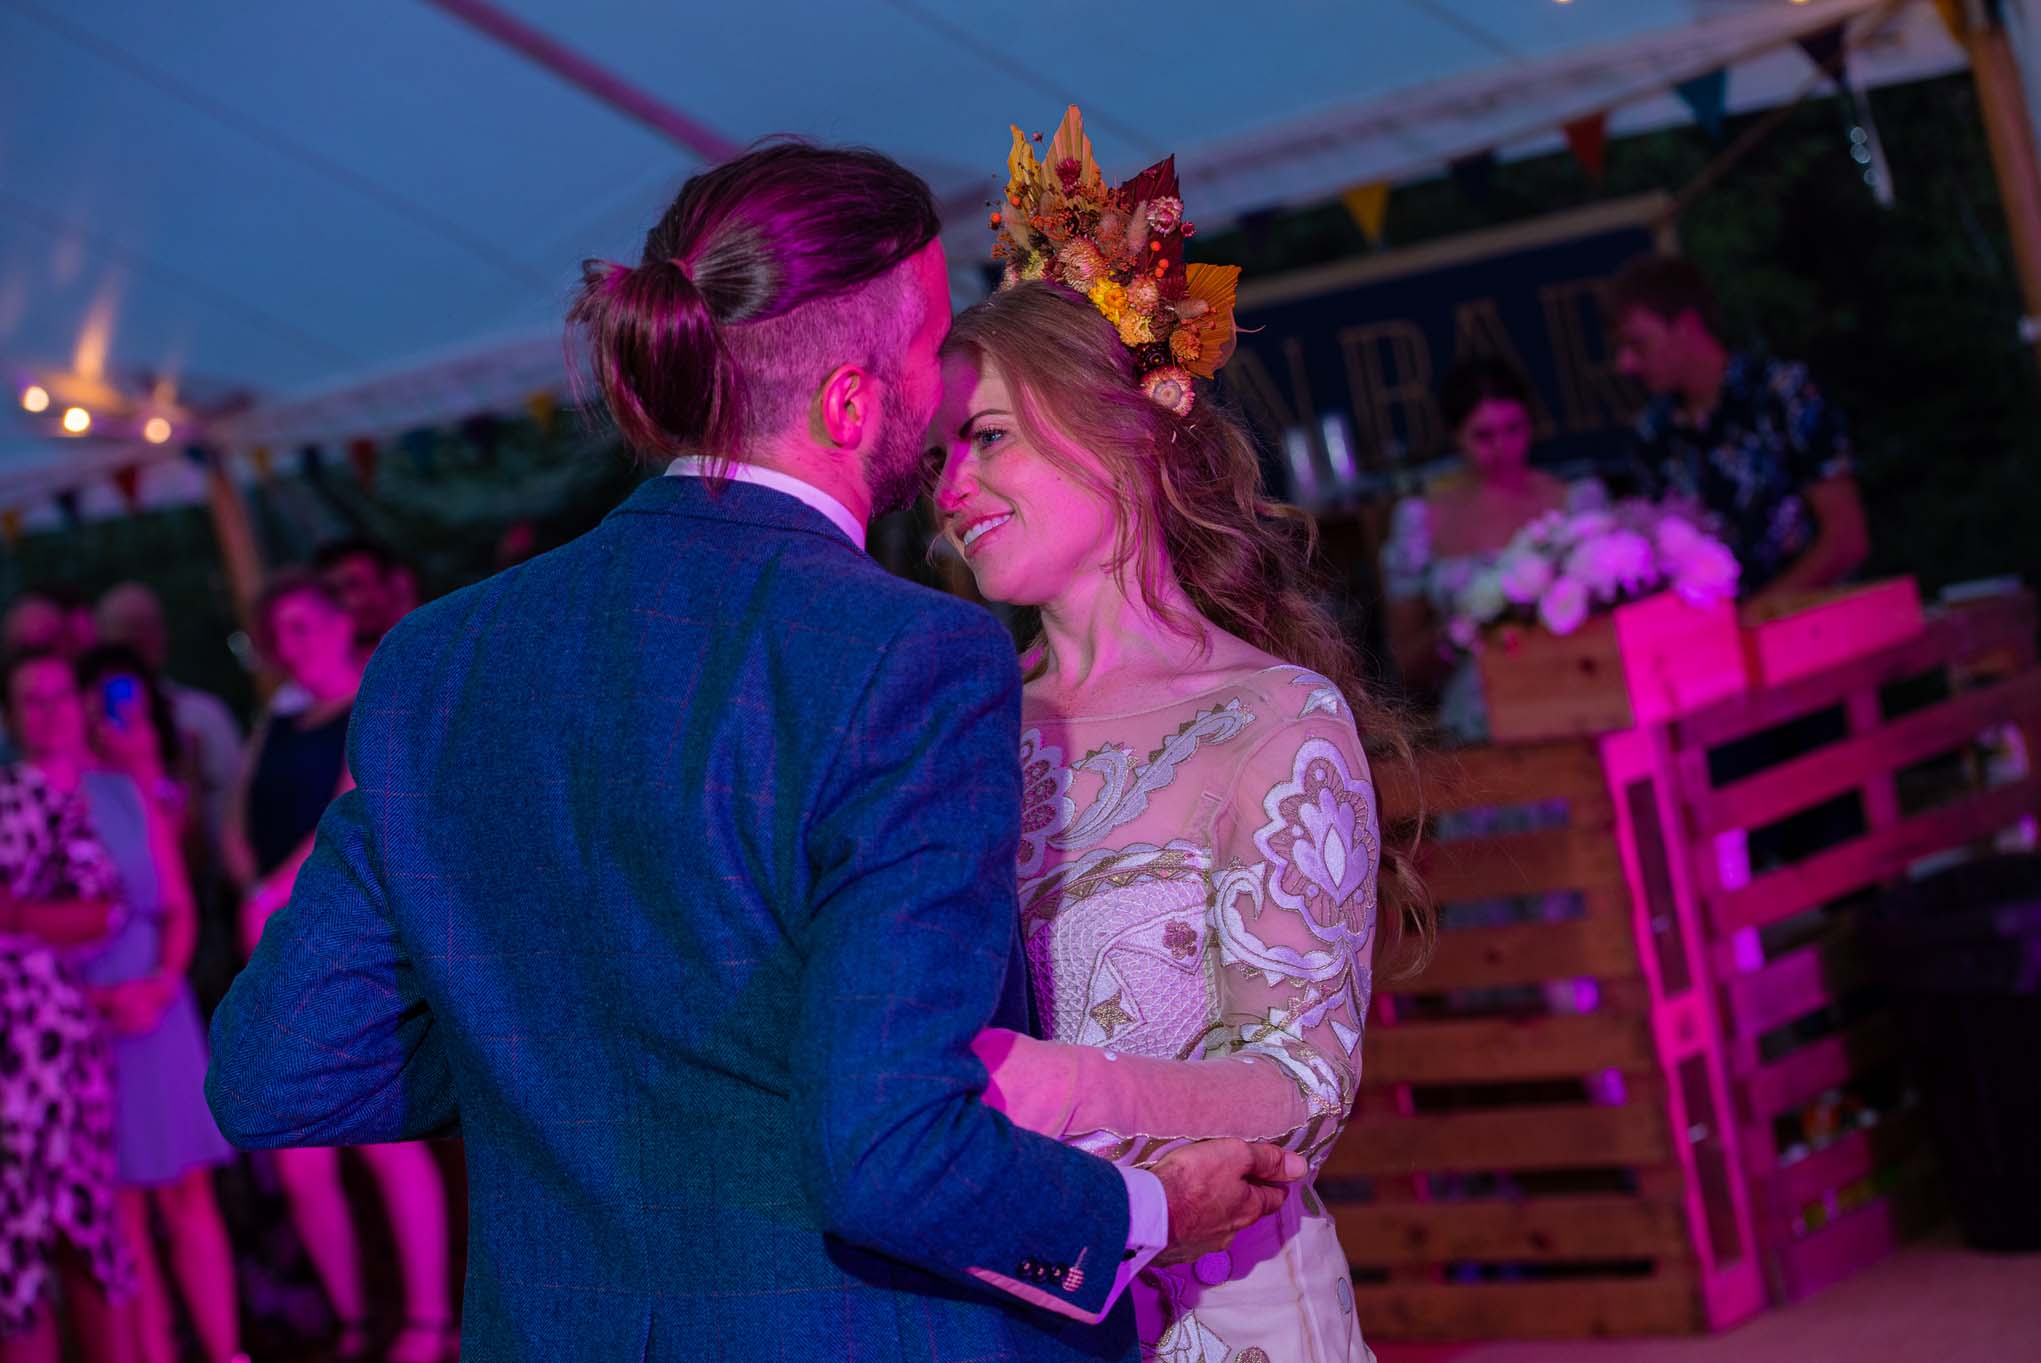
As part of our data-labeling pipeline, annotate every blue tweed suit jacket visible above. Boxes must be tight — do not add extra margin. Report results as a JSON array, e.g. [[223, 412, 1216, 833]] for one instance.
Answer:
[[207, 475, 1138, 1363]]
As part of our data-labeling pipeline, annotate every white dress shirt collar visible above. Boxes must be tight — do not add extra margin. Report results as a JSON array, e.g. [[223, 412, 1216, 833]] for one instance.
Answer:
[[665, 456, 865, 550]]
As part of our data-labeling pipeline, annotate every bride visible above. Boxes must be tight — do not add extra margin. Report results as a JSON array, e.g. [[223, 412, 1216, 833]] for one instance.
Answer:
[[931, 109, 1433, 1363]]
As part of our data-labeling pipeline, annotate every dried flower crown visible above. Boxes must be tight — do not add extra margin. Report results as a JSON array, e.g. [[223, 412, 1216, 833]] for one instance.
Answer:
[[991, 106, 1240, 416]]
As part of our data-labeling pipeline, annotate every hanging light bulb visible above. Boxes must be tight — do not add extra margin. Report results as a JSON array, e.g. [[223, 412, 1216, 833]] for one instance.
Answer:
[[21, 385, 50, 413], [61, 406, 92, 434], [142, 416, 172, 444]]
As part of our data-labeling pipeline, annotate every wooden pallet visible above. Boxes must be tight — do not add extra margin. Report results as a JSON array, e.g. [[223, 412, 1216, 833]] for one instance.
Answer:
[[1339, 740, 1760, 1340], [1334, 592, 2041, 1339], [1662, 593, 2041, 1303]]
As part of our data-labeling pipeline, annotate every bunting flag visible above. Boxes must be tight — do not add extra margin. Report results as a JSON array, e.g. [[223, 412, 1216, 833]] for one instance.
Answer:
[[347, 436, 380, 488], [1449, 150, 1496, 205], [0, 509, 21, 551], [400, 427, 438, 476], [1933, 0, 1967, 41], [1340, 182, 1392, 246], [54, 489, 82, 528], [1797, 23, 1848, 87], [111, 464, 143, 510], [525, 391, 559, 436], [179, 443, 213, 471], [1563, 113, 1610, 182], [248, 445, 275, 481], [1675, 69, 1730, 142], [461, 413, 501, 467], [299, 443, 326, 482]]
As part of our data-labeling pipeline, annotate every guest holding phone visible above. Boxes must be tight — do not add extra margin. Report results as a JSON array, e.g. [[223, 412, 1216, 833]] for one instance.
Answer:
[[74, 647, 244, 1363]]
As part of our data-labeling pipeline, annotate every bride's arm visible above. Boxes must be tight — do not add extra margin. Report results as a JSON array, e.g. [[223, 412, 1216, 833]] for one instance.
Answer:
[[977, 713, 1379, 1160]]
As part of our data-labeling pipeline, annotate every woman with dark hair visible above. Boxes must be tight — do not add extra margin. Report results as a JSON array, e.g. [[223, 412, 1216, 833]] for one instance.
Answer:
[[1379, 355, 1606, 741], [72, 645, 244, 1363], [928, 111, 1433, 1363], [0, 649, 129, 1363], [228, 574, 453, 1363]]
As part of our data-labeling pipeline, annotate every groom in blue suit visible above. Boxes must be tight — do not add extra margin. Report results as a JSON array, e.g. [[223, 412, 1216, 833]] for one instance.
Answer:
[[208, 145, 1294, 1362]]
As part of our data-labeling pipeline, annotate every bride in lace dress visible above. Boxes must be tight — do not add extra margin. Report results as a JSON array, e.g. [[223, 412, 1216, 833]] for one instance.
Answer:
[[929, 275, 1432, 1363]]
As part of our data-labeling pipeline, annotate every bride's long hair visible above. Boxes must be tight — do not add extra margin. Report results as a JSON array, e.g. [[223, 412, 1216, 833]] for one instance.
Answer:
[[941, 281, 1434, 975]]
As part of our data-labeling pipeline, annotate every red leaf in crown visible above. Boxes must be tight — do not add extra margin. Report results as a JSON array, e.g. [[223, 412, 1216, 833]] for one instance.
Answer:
[[1121, 155, 1180, 209]]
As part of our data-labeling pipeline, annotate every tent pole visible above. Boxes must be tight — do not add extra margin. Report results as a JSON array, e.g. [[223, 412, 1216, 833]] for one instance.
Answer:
[[204, 461, 265, 630], [1963, 1, 2041, 384]]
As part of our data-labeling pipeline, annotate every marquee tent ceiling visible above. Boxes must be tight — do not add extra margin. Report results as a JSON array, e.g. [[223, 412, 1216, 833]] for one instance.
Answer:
[[0, 0, 1964, 512]]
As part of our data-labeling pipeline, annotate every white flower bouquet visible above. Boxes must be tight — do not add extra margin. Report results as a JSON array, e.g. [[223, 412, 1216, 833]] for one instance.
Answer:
[[1445, 500, 1740, 652]]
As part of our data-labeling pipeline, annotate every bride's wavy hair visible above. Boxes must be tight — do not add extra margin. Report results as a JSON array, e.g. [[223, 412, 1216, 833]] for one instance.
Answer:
[[942, 282, 1434, 976]]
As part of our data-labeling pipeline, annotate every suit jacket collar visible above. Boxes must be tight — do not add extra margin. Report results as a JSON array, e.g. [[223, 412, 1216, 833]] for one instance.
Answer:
[[608, 471, 866, 553]]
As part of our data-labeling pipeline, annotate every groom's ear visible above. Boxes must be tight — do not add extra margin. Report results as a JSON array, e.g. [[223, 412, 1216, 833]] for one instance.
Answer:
[[813, 363, 871, 452]]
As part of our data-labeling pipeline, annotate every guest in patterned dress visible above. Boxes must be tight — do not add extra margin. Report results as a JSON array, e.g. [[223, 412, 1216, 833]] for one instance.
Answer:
[[0, 649, 131, 1363], [932, 280, 1436, 1363], [71, 647, 246, 1363], [1609, 254, 1869, 604]]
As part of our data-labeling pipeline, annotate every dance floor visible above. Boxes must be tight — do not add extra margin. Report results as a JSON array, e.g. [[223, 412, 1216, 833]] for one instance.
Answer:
[[1372, 1236, 2041, 1363]]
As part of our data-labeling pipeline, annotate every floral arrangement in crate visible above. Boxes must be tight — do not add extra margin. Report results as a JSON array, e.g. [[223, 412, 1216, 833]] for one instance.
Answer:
[[1442, 501, 1741, 652]]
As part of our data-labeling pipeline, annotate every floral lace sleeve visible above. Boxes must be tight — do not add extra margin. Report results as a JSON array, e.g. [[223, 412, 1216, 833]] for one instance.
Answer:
[[976, 715, 1379, 1168]]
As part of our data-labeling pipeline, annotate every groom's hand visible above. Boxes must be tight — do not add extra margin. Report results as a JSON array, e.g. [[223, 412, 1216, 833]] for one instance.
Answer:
[[1149, 1139, 1306, 1266]]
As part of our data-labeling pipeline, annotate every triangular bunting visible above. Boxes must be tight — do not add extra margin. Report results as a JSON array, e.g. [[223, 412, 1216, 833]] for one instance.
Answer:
[[1675, 69, 1730, 142], [1933, 0, 1966, 42], [249, 445, 275, 481], [1340, 182, 1392, 246], [525, 391, 558, 435], [1563, 112, 1609, 182], [299, 443, 325, 482], [111, 464, 143, 510], [1450, 150, 1497, 205], [179, 443, 213, 471], [1796, 23, 1848, 87], [347, 437, 379, 487], [54, 489, 82, 528], [0, 509, 22, 551]]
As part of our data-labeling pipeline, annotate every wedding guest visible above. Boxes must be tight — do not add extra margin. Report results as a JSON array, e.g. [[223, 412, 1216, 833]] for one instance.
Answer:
[[0, 650, 129, 1363], [1611, 253, 1868, 604], [71, 647, 245, 1363], [1, 585, 96, 660], [1380, 357, 1604, 742], [228, 573, 454, 1363], [314, 538, 417, 652]]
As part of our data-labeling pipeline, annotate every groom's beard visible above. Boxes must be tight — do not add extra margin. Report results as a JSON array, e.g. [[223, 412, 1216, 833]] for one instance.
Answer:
[[865, 378, 927, 519]]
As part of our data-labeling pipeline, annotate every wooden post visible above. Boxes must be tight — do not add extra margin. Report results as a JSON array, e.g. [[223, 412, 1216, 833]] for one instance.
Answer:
[[1961, 3, 2041, 385], [203, 457, 265, 629]]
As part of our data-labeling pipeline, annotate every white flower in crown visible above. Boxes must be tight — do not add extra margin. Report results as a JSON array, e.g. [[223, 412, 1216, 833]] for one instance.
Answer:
[[1538, 575, 1592, 636], [1496, 546, 1555, 606]]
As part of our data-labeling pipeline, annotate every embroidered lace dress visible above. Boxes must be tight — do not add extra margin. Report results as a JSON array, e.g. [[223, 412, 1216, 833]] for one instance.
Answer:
[[980, 666, 1379, 1363]]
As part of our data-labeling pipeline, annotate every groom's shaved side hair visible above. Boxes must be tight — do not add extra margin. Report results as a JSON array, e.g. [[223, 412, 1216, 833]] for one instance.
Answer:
[[570, 142, 941, 462]]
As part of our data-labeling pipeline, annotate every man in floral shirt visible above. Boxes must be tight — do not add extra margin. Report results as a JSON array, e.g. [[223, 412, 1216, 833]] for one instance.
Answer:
[[1610, 255, 1869, 603]]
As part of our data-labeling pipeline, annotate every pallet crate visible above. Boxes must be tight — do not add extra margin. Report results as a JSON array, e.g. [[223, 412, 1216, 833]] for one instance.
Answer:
[[1333, 589, 2041, 1340], [1663, 592, 2041, 1303], [1336, 739, 1763, 1340]]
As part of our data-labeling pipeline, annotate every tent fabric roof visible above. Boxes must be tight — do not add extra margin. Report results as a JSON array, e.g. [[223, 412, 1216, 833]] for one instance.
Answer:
[[0, 0, 1959, 508]]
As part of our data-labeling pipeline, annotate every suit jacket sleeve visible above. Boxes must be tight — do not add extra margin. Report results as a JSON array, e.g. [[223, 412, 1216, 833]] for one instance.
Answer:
[[793, 603, 1132, 1323], [206, 665, 457, 1149]]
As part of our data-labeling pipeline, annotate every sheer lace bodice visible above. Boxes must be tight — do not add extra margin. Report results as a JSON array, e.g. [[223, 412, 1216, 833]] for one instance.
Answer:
[[988, 664, 1380, 1362]]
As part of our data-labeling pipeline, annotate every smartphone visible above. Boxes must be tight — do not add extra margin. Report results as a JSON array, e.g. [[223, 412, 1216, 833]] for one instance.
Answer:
[[102, 675, 138, 729]]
